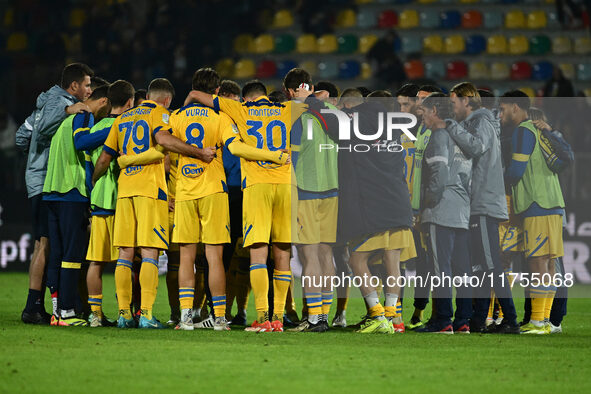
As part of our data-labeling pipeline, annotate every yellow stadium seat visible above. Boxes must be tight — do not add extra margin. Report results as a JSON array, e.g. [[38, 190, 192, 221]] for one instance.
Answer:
[[355, 0, 374, 4], [459, 0, 479, 3], [584, 88, 591, 100], [297, 34, 318, 53], [317, 34, 338, 53], [215, 58, 235, 78], [335, 9, 356, 28], [558, 63, 575, 80], [233, 34, 254, 54], [519, 87, 536, 98], [574, 37, 591, 55], [399, 10, 419, 29], [552, 36, 572, 54], [300, 61, 317, 77], [272, 10, 294, 28], [4, 7, 13, 27], [69, 8, 86, 28], [469, 62, 489, 79], [253, 34, 274, 54], [360, 62, 372, 80], [234, 59, 256, 79], [266, 84, 276, 94], [490, 62, 510, 80], [527, 10, 547, 29], [418, 0, 437, 4], [487, 35, 507, 55], [359, 34, 378, 53], [423, 35, 443, 54], [508, 35, 529, 55], [6, 32, 27, 51], [444, 35, 465, 54], [505, 10, 526, 29]]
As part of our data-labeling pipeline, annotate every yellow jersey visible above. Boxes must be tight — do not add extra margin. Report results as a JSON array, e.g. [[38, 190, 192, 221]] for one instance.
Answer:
[[103, 100, 169, 200], [401, 134, 416, 193], [167, 152, 179, 199], [170, 103, 238, 201], [213, 95, 306, 187]]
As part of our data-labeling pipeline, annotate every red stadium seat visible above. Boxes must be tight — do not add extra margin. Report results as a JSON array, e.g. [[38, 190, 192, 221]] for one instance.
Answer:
[[256, 60, 278, 79], [511, 61, 533, 80], [404, 60, 425, 79], [378, 10, 398, 28], [446, 61, 468, 79], [461, 10, 483, 28]]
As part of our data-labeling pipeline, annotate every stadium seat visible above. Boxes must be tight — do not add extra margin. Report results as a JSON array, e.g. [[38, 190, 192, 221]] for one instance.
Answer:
[[339, 60, 361, 79], [446, 61, 468, 80], [335, 9, 356, 28], [527, 10, 547, 28], [532, 61, 553, 80], [300, 61, 317, 77], [461, 10, 483, 28], [459, 0, 479, 3], [546, 11, 561, 28], [359, 34, 378, 53], [296, 34, 318, 53], [233, 34, 254, 54], [487, 35, 507, 54], [359, 9, 378, 29], [505, 10, 526, 28], [465, 34, 486, 54], [584, 88, 591, 98], [578, 63, 591, 81], [404, 60, 425, 79], [399, 10, 419, 28], [583, 9, 590, 28], [274, 34, 295, 54], [317, 34, 338, 53], [272, 10, 294, 28], [318, 61, 338, 79], [6, 32, 27, 51], [69, 8, 86, 28], [574, 37, 591, 55], [401, 36, 422, 53], [377, 10, 396, 28], [490, 62, 510, 80], [355, 0, 374, 4], [483, 11, 503, 29], [529, 35, 551, 55], [253, 34, 274, 54], [444, 35, 465, 54], [215, 58, 234, 78], [508, 35, 529, 55], [277, 60, 299, 78], [418, 0, 437, 3], [234, 59, 256, 79], [360, 62, 372, 79], [552, 36, 572, 55], [337, 34, 358, 54], [469, 62, 489, 79], [256, 60, 278, 79], [519, 87, 536, 98], [511, 61, 533, 80], [425, 60, 446, 79], [420, 10, 440, 28], [423, 35, 443, 54], [558, 63, 575, 80], [440, 10, 461, 29]]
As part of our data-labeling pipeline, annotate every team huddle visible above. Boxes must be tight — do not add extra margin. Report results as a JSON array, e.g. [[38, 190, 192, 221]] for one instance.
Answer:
[[17, 62, 570, 334]]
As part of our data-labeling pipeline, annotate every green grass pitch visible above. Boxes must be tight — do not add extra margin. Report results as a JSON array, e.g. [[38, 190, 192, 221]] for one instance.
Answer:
[[1, 272, 590, 393]]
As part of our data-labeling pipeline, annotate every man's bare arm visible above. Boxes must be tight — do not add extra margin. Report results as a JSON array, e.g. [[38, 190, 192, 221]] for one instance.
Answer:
[[92, 150, 114, 185], [184, 90, 215, 108], [154, 130, 216, 163]]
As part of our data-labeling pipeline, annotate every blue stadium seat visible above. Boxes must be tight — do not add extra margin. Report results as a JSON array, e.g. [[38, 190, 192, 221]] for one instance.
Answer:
[[276, 60, 299, 78], [318, 61, 339, 79], [578, 63, 591, 81], [425, 60, 446, 79], [532, 61, 553, 81], [440, 10, 461, 29], [420, 10, 440, 28], [339, 60, 361, 79], [483, 11, 503, 29], [465, 34, 486, 54], [401, 36, 422, 53]]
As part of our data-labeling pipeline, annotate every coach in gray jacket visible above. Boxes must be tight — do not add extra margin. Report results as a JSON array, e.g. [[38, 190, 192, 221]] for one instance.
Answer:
[[448, 83, 519, 334], [416, 93, 473, 334], [15, 63, 92, 325]]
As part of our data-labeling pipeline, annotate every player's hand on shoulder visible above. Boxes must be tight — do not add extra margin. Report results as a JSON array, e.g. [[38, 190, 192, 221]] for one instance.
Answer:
[[66, 102, 91, 115], [184, 90, 198, 106]]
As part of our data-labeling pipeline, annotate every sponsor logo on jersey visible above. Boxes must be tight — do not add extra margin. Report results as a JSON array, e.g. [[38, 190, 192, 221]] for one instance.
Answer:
[[125, 165, 143, 176], [182, 163, 204, 178]]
